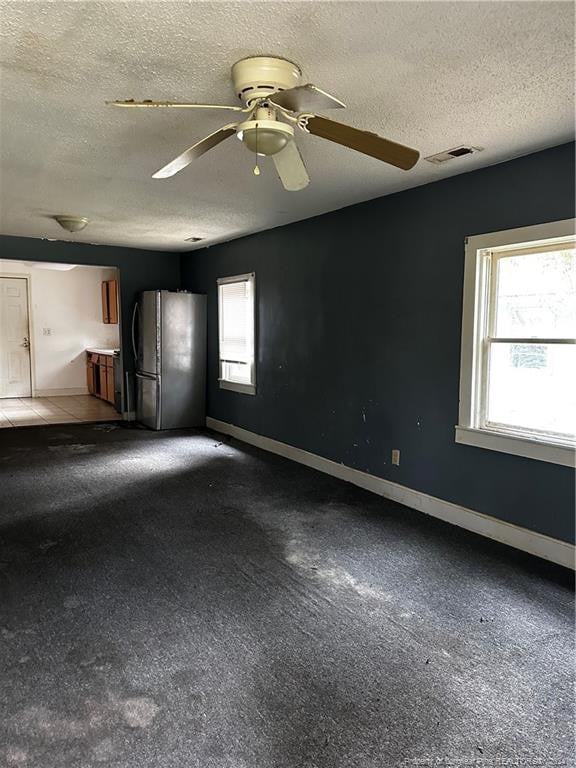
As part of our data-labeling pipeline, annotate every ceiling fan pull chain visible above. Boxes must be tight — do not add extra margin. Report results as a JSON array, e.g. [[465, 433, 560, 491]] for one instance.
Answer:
[[253, 123, 261, 176]]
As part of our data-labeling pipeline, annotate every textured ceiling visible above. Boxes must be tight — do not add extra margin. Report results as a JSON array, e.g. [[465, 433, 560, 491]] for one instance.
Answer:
[[0, 1, 573, 252]]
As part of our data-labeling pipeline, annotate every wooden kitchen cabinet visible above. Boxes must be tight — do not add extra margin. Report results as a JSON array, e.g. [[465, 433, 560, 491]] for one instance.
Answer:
[[98, 359, 108, 400], [86, 351, 116, 404], [101, 279, 118, 324], [87, 355, 96, 394], [105, 357, 114, 404]]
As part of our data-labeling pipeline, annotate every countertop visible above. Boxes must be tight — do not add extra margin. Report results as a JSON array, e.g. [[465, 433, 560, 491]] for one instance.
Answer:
[[86, 348, 120, 356]]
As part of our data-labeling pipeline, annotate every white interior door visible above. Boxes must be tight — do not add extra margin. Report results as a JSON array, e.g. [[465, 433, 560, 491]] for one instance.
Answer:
[[0, 277, 32, 398]]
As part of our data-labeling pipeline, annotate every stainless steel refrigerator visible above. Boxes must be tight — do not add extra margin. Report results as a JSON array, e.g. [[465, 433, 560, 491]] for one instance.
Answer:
[[132, 290, 206, 430]]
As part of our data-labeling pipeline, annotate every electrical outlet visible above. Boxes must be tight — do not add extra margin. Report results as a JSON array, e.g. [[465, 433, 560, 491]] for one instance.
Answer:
[[43, 328, 52, 336], [391, 449, 400, 466]]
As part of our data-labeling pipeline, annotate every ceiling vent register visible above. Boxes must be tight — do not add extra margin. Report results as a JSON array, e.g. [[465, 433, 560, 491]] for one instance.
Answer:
[[425, 146, 483, 164]]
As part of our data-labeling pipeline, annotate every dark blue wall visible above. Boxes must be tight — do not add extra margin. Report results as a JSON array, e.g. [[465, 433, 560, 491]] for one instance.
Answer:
[[0, 236, 181, 403], [182, 142, 576, 543]]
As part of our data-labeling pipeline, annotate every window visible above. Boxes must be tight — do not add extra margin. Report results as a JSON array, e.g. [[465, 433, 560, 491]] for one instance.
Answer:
[[457, 219, 575, 467], [217, 273, 256, 395]]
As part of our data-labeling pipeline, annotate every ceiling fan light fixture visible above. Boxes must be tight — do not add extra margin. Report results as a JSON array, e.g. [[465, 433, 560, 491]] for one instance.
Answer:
[[242, 127, 288, 156], [237, 119, 294, 157]]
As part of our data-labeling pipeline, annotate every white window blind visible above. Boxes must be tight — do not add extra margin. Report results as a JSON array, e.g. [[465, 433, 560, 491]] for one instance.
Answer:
[[217, 273, 255, 394]]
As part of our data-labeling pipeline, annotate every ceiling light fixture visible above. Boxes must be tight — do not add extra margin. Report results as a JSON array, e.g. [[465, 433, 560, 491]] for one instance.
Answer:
[[237, 118, 294, 157], [52, 215, 89, 232]]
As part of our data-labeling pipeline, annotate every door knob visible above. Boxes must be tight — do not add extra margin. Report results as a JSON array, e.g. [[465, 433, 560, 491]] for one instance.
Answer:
[[21, 337, 30, 349]]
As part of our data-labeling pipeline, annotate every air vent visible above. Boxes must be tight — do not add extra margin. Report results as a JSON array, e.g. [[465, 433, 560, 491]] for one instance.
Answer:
[[184, 236, 204, 243], [425, 146, 483, 165]]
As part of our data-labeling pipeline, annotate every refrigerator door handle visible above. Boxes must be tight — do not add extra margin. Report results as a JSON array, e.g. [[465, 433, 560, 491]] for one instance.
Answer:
[[131, 302, 140, 363]]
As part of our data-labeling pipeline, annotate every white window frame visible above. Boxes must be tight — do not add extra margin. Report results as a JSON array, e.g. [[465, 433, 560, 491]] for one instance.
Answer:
[[217, 272, 256, 396], [456, 218, 576, 468]]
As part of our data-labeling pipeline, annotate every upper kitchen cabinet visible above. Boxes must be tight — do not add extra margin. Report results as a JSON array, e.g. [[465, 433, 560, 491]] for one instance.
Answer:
[[102, 279, 118, 324]]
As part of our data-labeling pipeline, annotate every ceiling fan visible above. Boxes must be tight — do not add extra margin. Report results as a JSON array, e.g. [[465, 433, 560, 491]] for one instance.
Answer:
[[107, 56, 420, 191]]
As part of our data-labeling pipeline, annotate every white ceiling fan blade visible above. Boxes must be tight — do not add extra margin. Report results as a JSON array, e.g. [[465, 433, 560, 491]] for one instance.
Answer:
[[272, 141, 310, 191], [152, 124, 238, 179], [269, 84, 345, 112], [107, 99, 248, 112]]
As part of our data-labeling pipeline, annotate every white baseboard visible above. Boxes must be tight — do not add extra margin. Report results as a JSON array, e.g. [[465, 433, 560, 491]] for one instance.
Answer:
[[206, 417, 575, 570], [34, 387, 89, 397]]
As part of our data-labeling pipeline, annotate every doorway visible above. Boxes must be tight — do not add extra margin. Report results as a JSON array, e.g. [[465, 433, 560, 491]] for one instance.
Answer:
[[0, 260, 123, 428], [0, 276, 32, 398]]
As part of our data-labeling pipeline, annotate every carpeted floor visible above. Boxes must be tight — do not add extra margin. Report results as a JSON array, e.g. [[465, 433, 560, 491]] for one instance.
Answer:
[[0, 423, 573, 768]]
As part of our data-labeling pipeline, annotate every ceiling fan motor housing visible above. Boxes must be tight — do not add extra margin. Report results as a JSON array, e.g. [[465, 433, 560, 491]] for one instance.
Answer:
[[231, 56, 301, 107]]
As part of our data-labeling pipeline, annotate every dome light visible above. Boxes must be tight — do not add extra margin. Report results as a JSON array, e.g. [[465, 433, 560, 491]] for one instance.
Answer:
[[236, 116, 294, 157], [52, 215, 89, 233]]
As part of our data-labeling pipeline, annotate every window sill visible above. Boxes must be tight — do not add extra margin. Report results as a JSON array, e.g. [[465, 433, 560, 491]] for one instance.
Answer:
[[219, 380, 256, 396], [455, 425, 575, 467]]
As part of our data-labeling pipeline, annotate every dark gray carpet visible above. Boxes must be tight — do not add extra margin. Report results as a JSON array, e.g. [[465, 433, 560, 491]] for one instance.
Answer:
[[0, 423, 573, 768]]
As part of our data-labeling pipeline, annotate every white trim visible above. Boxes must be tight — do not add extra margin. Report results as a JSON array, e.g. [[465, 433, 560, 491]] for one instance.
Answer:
[[219, 380, 256, 395], [458, 219, 576, 465], [217, 272, 255, 285], [465, 219, 576, 253], [206, 416, 575, 570], [455, 425, 575, 468], [487, 337, 576, 345]]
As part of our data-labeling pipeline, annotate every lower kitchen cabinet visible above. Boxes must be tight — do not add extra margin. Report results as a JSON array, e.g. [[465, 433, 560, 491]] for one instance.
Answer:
[[86, 352, 116, 405]]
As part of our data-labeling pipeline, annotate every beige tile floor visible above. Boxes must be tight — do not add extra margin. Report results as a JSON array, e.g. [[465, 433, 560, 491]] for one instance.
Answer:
[[0, 395, 122, 428]]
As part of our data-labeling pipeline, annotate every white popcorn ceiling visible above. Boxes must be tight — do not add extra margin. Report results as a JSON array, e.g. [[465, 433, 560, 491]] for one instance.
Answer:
[[0, 1, 573, 252]]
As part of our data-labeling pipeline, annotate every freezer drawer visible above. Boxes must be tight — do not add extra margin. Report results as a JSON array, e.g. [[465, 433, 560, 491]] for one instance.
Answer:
[[136, 372, 160, 430]]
